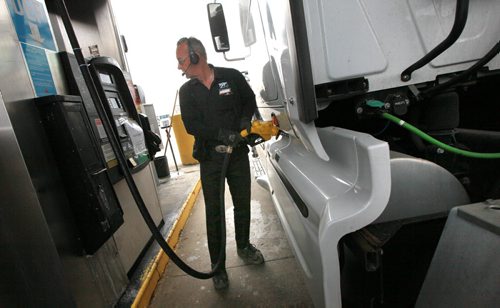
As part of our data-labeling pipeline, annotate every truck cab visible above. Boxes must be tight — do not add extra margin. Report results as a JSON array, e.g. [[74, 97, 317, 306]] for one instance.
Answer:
[[208, 1, 500, 307]]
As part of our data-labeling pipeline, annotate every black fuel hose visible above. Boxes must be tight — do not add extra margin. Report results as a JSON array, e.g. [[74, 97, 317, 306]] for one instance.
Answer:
[[55, 0, 226, 279], [420, 40, 500, 98], [401, 0, 469, 82]]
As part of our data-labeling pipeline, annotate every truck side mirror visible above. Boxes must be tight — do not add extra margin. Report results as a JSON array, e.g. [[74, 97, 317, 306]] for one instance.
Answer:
[[207, 3, 230, 52]]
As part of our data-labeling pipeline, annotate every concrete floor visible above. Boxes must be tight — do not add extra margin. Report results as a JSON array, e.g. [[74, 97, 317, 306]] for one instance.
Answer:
[[148, 156, 314, 307]]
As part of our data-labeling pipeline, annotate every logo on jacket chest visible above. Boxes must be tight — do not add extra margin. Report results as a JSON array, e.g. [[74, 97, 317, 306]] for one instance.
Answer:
[[218, 81, 232, 96]]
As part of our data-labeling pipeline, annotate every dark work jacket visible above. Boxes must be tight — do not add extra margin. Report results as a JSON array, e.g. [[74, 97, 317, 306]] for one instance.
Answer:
[[179, 65, 257, 162]]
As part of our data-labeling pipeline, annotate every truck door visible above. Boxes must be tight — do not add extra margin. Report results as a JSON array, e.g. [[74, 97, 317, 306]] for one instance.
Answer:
[[209, 0, 292, 132]]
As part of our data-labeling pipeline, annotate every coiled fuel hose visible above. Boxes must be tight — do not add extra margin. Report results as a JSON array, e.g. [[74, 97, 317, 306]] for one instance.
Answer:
[[381, 112, 500, 159]]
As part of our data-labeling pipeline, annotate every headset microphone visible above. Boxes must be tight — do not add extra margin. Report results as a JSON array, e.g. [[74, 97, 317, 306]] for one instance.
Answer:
[[182, 63, 192, 76], [182, 38, 199, 77]]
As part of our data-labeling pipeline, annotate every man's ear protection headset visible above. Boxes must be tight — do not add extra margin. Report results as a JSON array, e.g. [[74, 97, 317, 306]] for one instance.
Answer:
[[187, 38, 200, 65]]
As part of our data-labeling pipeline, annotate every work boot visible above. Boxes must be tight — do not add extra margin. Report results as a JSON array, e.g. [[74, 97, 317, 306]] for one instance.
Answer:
[[212, 267, 229, 290], [237, 243, 265, 265]]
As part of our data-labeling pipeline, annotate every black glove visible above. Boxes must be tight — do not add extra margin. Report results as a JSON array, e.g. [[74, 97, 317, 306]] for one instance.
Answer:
[[239, 118, 252, 135], [218, 128, 243, 146], [145, 130, 161, 157]]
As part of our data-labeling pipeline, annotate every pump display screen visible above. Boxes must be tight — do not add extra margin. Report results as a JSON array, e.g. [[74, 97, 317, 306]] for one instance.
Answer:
[[107, 97, 122, 109], [99, 72, 113, 84]]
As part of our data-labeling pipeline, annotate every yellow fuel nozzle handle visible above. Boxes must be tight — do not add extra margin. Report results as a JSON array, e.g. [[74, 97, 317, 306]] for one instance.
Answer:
[[240, 120, 280, 141]]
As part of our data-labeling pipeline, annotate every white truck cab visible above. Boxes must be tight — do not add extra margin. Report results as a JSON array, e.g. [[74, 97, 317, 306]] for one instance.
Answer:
[[208, 1, 500, 307]]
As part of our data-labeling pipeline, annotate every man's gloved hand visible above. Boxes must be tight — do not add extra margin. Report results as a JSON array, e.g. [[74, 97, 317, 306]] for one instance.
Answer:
[[239, 118, 252, 135], [145, 130, 162, 156], [218, 128, 244, 146]]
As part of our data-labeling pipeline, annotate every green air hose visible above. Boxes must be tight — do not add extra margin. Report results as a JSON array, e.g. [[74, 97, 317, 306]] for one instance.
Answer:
[[381, 112, 500, 159]]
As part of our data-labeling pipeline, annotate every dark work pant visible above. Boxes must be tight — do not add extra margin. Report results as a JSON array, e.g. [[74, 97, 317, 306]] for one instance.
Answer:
[[200, 147, 251, 269]]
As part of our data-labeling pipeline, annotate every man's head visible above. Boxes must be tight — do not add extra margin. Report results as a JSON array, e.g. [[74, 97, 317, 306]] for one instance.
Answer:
[[176, 37, 207, 78]]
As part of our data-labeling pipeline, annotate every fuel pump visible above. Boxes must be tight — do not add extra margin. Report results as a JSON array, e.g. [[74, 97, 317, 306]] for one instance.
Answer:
[[58, 51, 155, 183], [37, 94, 124, 254], [36, 55, 159, 255], [52, 0, 280, 280]]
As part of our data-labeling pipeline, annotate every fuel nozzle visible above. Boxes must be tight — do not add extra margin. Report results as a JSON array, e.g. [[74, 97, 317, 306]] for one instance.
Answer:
[[240, 120, 281, 146]]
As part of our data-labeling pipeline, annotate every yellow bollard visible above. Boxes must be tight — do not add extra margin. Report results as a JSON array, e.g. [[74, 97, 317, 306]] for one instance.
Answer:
[[171, 114, 199, 165]]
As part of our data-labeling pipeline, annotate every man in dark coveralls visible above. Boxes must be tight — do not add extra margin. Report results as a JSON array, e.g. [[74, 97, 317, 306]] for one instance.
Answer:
[[176, 37, 264, 290]]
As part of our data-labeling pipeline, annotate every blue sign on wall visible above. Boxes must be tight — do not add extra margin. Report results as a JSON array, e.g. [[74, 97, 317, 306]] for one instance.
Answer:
[[21, 43, 57, 96], [7, 0, 58, 96], [6, 0, 56, 51]]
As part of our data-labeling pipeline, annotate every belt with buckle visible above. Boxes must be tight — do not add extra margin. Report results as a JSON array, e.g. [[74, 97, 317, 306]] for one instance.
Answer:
[[214, 145, 233, 153]]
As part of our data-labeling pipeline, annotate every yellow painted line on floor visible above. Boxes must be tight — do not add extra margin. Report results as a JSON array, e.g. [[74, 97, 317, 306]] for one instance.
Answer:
[[132, 178, 201, 308]]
